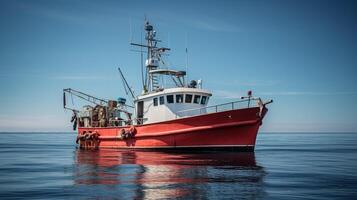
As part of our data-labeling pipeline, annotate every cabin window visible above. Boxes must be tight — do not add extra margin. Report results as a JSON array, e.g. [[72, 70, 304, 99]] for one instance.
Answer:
[[193, 95, 201, 104], [159, 96, 165, 105], [167, 95, 174, 104], [201, 96, 207, 104], [185, 94, 193, 103], [153, 98, 158, 106], [176, 94, 183, 103]]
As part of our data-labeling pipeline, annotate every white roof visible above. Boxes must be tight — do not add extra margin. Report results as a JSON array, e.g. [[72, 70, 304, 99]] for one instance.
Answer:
[[149, 69, 186, 76]]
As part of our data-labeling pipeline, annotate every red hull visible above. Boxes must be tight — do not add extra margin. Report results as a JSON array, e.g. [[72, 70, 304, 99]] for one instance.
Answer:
[[77, 107, 267, 151]]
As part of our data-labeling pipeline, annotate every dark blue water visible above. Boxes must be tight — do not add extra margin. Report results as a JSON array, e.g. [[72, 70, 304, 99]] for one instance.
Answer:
[[0, 133, 356, 199]]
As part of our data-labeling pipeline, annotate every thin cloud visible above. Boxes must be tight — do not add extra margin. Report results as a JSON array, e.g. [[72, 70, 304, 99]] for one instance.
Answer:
[[14, 1, 124, 25], [0, 73, 115, 80], [189, 19, 241, 33], [260, 122, 357, 133], [16, 1, 242, 33], [53, 75, 113, 80], [214, 90, 357, 99], [16, 2, 87, 25], [214, 90, 243, 99], [0, 114, 70, 131], [0, 73, 42, 79], [144, 11, 241, 33], [211, 79, 280, 87], [259, 91, 357, 96], [241, 80, 280, 87]]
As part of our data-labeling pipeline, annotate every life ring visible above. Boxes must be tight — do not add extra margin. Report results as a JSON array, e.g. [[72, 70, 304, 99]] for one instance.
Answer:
[[77, 131, 100, 150], [76, 134, 85, 144], [119, 128, 126, 139], [84, 132, 91, 140], [120, 126, 136, 140], [128, 125, 136, 135], [91, 132, 100, 140]]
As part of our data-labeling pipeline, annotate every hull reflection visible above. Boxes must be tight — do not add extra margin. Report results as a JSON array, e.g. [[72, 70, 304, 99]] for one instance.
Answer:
[[74, 149, 266, 199]]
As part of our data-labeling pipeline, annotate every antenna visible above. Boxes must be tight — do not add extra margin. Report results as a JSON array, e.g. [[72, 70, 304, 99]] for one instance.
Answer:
[[185, 32, 189, 85], [129, 17, 133, 43], [140, 31, 145, 90]]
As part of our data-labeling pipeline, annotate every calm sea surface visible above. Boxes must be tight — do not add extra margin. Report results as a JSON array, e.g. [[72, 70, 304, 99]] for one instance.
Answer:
[[0, 132, 356, 199]]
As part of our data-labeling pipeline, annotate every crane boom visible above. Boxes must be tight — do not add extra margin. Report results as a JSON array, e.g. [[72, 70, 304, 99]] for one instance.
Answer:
[[118, 67, 136, 100], [63, 88, 108, 112]]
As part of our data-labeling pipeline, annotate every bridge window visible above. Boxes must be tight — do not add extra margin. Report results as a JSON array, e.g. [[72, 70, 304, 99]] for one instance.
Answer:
[[159, 96, 165, 105], [201, 96, 207, 104], [193, 95, 201, 104], [153, 98, 158, 106], [176, 94, 183, 103], [185, 94, 192, 103], [167, 95, 174, 104]]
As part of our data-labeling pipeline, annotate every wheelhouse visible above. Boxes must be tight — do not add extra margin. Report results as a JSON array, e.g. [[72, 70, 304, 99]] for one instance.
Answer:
[[135, 87, 212, 124]]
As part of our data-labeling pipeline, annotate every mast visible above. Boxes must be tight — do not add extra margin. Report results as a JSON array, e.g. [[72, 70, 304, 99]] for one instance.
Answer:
[[130, 20, 170, 94]]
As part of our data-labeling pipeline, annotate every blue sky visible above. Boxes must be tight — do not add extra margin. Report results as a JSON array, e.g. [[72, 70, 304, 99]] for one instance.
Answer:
[[0, 0, 356, 132]]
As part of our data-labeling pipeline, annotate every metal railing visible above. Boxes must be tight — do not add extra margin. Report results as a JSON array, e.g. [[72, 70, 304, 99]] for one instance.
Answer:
[[175, 98, 262, 119], [78, 97, 271, 127], [107, 118, 148, 127], [79, 118, 148, 128]]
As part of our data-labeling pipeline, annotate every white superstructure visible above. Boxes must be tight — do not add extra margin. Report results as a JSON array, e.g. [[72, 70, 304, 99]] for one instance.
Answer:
[[130, 20, 212, 124], [135, 87, 211, 124]]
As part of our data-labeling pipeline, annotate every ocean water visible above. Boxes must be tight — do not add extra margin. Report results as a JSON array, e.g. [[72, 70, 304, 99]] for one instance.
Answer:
[[0, 133, 356, 200]]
